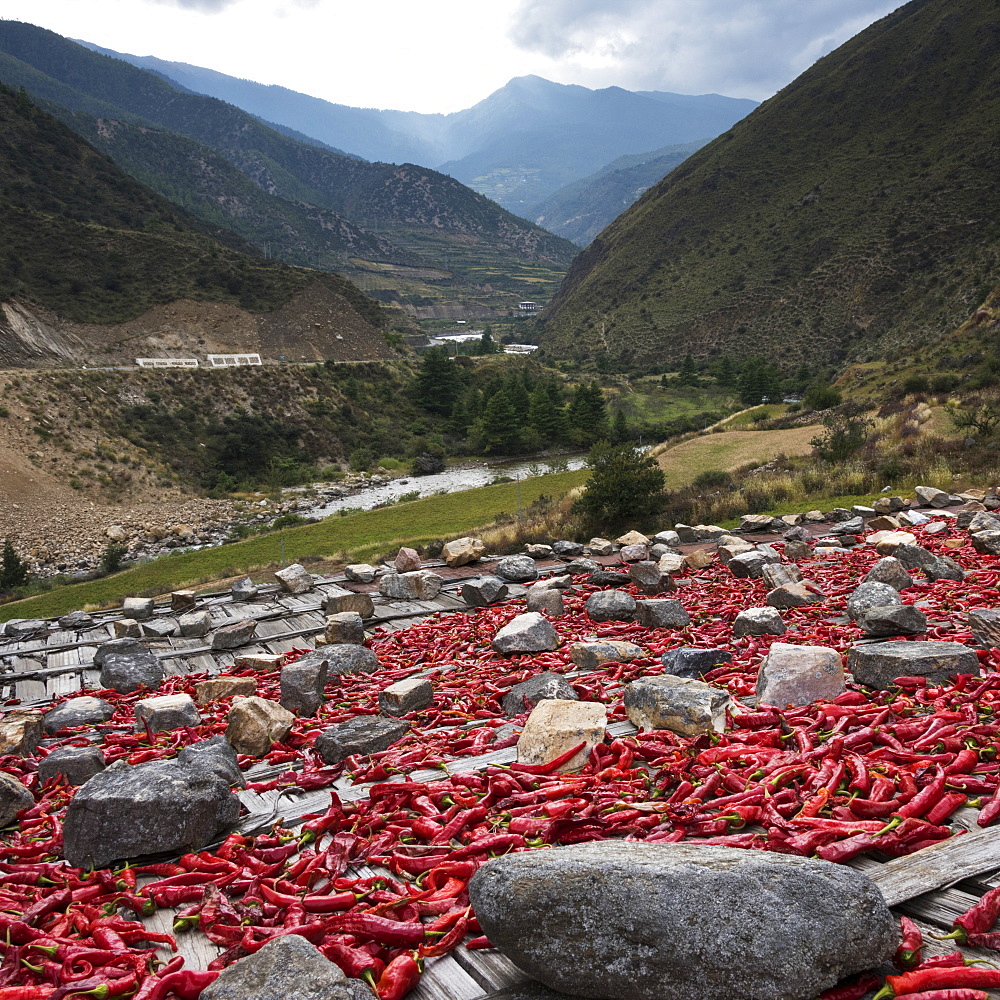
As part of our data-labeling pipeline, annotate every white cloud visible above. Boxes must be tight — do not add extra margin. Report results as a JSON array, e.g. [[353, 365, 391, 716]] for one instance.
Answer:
[[508, 0, 904, 98]]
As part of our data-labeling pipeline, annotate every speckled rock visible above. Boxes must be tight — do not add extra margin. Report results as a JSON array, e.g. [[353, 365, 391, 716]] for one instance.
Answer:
[[525, 586, 565, 615], [493, 613, 560, 655], [496, 555, 539, 583], [846, 582, 903, 620], [323, 644, 380, 675], [63, 756, 240, 869], [379, 678, 434, 717], [568, 641, 643, 671], [634, 598, 690, 629], [323, 612, 366, 645], [516, 700, 606, 773], [134, 693, 202, 733], [625, 675, 728, 736], [275, 563, 313, 594], [38, 746, 106, 786], [96, 640, 164, 694], [0, 771, 33, 826], [199, 932, 357, 1000], [756, 643, 844, 708], [378, 570, 443, 600], [230, 577, 259, 602], [469, 842, 897, 1000], [394, 546, 422, 573], [322, 586, 375, 619], [122, 597, 154, 621], [848, 641, 980, 689], [225, 697, 294, 757], [280, 656, 329, 716], [461, 577, 510, 606], [43, 697, 115, 734], [858, 605, 928, 638], [732, 607, 786, 637], [585, 590, 636, 623], [502, 672, 578, 717], [315, 717, 409, 765], [863, 557, 914, 591], [661, 647, 733, 678], [344, 563, 378, 583], [628, 561, 676, 593]]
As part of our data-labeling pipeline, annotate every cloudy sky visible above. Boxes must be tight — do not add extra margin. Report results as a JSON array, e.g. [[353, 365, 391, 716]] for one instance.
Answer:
[[7, 0, 904, 112]]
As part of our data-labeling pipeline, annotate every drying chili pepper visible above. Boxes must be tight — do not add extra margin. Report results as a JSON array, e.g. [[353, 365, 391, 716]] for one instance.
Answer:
[[895, 917, 924, 970], [938, 886, 1000, 943], [819, 972, 884, 1000], [375, 952, 421, 1000], [875, 967, 1000, 997]]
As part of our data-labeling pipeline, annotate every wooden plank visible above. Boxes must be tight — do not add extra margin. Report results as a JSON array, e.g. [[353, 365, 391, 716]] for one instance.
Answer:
[[866, 827, 1000, 906], [452, 947, 528, 994], [411, 955, 484, 1000]]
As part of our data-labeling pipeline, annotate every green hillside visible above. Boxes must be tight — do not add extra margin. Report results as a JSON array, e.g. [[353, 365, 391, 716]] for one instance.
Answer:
[[539, 0, 1000, 369], [0, 22, 579, 310], [0, 82, 387, 325]]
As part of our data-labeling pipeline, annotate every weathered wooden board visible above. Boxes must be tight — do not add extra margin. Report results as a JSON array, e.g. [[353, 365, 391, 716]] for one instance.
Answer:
[[865, 826, 1000, 906]]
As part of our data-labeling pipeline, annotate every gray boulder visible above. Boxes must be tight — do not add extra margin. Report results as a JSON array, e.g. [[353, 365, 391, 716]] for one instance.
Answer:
[[756, 643, 844, 708], [63, 756, 240, 869], [830, 517, 864, 536], [496, 555, 539, 583], [211, 619, 258, 650], [493, 613, 560, 655], [321, 644, 379, 676], [925, 555, 965, 582], [230, 577, 259, 601], [58, 610, 94, 629], [653, 529, 681, 546], [552, 540, 584, 557], [915, 485, 950, 507], [502, 672, 578, 717], [661, 647, 733, 678], [628, 561, 676, 593], [784, 539, 813, 560], [624, 675, 728, 736], [585, 590, 636, 623], [766, 582, 823, 608], [122, 597, 154, 621], [178, 612, 212, 637], [469, 842, 897, 1000], [969, 608, 1000, 648], [634, 599, 690, 629], [969, 512, 1000, 534], [894, 543, 939, 573], [846, 582, 903, 620], [93, 636, 145, 665], [569, 642, 643, 671], [863, 557, 913, 591], [134, 693, 202, 733], [275, 563, 313, 594], [564, 557, 600, 576], [3, 618, 45, 638], [732, 607, 786, 637], [728, 551, 768, 579], [761, 562, 803, 589], [315, 717, 409, 764], [972, 531, 1000, 555], [199, 932, 355, 1000], [462, 576, 510, 606], [38, 746, 106, 786], [378, 569, 443, 600], [322, 586, 375, 619], [587, 569, 632, 587], [43, 696, 115, 734], [98, 648, 164, 694], [858, 605, 928, 638], [848, 641, 980, 689], [176, 737, 243, 788], [280, 656, 329, 716], [525, 587, 564, 615], [323, 611, 365, 645], [0, 771, 33, 826]]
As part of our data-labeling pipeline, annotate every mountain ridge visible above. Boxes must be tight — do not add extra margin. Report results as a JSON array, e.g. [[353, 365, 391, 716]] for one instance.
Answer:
[[538, 0, 1000, 369]]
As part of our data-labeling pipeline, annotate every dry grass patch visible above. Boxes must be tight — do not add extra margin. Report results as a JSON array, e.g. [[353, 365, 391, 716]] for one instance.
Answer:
[[654, 426, 824, 489]]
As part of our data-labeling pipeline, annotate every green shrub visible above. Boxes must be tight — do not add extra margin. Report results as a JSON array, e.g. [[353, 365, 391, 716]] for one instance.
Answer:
[[903, 374, 930, 394], [693, 469, 731, 489], [802, 385, 842, 411], [100, 542, 128, 575]]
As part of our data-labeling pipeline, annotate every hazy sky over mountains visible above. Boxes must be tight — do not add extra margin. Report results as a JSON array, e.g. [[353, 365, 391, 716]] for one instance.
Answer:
[[10, 0, 902, 112]]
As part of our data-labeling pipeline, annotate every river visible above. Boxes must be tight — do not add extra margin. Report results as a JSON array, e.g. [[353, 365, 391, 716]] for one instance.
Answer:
[[304, 454, 589, 518]]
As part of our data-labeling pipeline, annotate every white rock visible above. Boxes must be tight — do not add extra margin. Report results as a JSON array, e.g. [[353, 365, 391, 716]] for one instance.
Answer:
[[517, 699, 607, 773]]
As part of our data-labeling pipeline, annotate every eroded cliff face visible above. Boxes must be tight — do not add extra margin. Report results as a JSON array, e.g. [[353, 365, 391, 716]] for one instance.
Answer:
[[0, 281, 402, 369]]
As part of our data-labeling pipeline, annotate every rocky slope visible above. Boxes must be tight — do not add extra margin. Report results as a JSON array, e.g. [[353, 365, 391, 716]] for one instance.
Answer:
[[538, 0, 1000, 370]]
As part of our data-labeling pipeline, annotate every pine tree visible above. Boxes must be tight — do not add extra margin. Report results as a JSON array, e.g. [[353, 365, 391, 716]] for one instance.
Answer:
[[413, 347, 463, 416], [0, 539, 28, 593], [572, 441, 665, 531], [612, 409, 629, 443], [477, 388, 523, 454], [678, 354, 698, 386], [716, 356, 736, 386], [527, 383, 565, 444]]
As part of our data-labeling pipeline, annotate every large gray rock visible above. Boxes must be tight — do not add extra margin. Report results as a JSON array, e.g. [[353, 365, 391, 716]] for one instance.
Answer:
[[848, 641, 980, 689], [625, 675, 728, 736], [321, 644, 380, 676], [200, 931, 355, 1000], [756, 643, 844, 708], [925, 555, 965, 582], [58, 610, 95, 629], [971, 531, 1000, 555], [0, 771, 33, 827], [134, 693, 202, 733], [98, 648, 164, 694], [63, 756, 240, 869], [766, 582, 823, 608], [552, 540, 584, 557], [585, 590, 636, 623], [728, 550, 768, 579], [315, 717, 409, 764], [588, 569, 632, 588], [502, 672, 578, 717], [661, 647, 732, 678], [915, 485, 951, 507], [178, 611, 212, 637], [830, 516, 864, 536], [38, 746, 106, 786], [858, 605, 928, 638], [323, 611, 365, 645], [969, 511, 1000, 534], [280, 656, 329, 716], [761, 562, 803, 589], [322, 586, 375, 619], [211, 619, 258, 650], [378, 569, 443, 600], [496, 555, 539, 583], [846, 582, 902, 621], [469, 842, 897, 1000], [564, 557, 601, 576], [634, 599, 690, 629], [893, 543, 939, 572], [732, 607, 786, 637], [230, 577, 259, 602], [619, 543, 649, 562], [43, 696, 115, 734], [462, 576, 509, 607], [493, 613, 560, 655], [122, 596, 154, 621], [863, 557, 914, 591], [275, 563, 313, 594], [177, 737, 243, 788], [379, 678, 434, 717], [628, 560, 676, 593], [568, 641, 643, 671], [969, 608, 1000, 648], [343, 563, 378, 583], [525, 586, 565, 615]]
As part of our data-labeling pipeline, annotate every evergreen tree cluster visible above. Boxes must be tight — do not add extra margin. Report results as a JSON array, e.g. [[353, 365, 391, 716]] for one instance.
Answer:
[[412, 349, 617, 455], [0, 539, 29, 594]]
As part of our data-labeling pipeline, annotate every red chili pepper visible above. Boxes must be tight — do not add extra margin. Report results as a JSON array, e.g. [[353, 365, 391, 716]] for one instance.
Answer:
[[819, 972, 884, 1000], [877, 967, 1000, 998], [939, 886, 1000, 943], [509, 741, 587, 775], [895, 916, 923, 970], [375, 952, 422, 1000]]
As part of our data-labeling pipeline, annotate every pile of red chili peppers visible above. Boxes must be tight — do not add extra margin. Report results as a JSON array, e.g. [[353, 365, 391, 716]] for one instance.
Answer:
[[2, 519, 1000, 999]]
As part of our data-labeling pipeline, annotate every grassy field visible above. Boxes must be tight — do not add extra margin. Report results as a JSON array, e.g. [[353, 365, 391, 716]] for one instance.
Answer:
[[0, 470, 588, 621], [654, 425, 823, 488]]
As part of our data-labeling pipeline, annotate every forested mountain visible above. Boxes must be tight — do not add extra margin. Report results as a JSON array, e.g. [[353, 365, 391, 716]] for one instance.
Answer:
[[529, 141, 709, 246], [74, 42, 757, 213], [0, 22, 579, 314], [539, 0, 1000, 369]]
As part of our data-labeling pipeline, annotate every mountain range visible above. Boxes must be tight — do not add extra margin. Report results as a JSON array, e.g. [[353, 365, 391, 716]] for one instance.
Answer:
[[538, 0, 1000, 369], [73, 44, 758, 215], [0, 22, 579, 317]]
